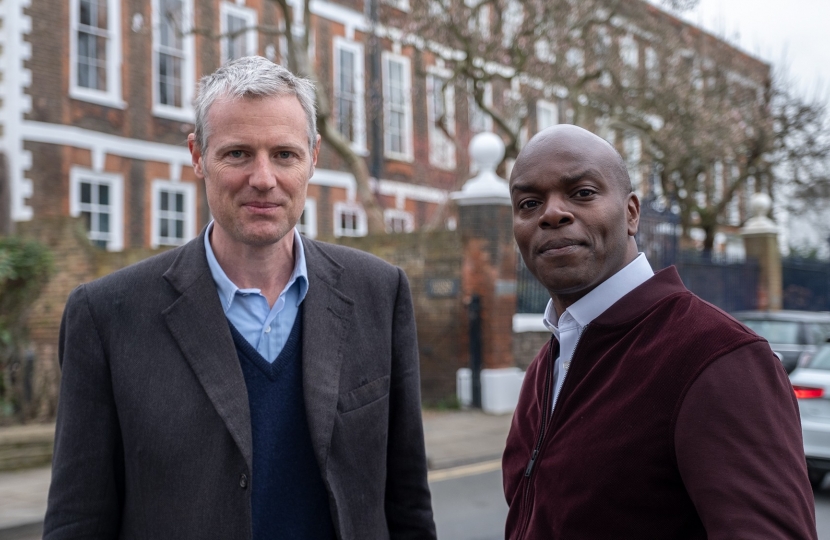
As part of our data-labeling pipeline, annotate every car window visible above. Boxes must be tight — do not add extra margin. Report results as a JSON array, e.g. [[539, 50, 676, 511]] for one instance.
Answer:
[[742, 320, 800, 344], [813, 323, 830, 344], [808, 346, 830, 370]]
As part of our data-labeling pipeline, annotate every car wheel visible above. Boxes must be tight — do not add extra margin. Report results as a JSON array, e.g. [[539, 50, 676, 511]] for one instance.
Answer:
[[808, 467, 826, 490]]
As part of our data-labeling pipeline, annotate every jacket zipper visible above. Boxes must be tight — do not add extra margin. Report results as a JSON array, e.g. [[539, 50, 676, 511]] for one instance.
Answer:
[[514, 337, 554, 540], [515, 326, 588, 540]]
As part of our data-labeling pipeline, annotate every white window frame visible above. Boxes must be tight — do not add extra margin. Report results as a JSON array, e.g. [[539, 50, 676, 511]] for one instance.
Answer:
[[382, 52, 414, 161], [333, 202, 368, 238], [384, 209, 414, 233], [150, 180, 196, 248], [468, 81, 493, 134], [644, 46, 659, 83], [69, 0, 124, 108], [536, 100, 558, 132], [501, 0, 523, 47], [152, 0, 195, 121], [382, 0, 410, 10], [426, 73, 456, 170], [296, 198, 317, 238], [333, 38, 367, 153], [624, 132, 643, 191], [69, 167, 124, 251], [220, 2, 258, 64]]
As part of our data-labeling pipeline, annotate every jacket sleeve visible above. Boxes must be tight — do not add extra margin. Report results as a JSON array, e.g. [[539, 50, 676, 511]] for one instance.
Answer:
[[675, 340, 817, 540], [43, 285, 123, 539], [384, 268, 438, 539]]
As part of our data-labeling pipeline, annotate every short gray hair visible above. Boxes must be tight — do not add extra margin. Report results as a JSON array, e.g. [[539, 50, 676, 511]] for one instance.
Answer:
[[193, 56, 317, 153]]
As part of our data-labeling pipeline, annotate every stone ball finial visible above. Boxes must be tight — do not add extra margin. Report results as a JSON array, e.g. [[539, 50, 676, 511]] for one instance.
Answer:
[[750, 192, 772, 219], [741, 191, 777, 235], [469, 132, 505, 172]]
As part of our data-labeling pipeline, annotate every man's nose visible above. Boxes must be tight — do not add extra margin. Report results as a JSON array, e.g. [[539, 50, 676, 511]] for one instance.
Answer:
[[538, 196, 574, 228], [249, 153, 277, 191]]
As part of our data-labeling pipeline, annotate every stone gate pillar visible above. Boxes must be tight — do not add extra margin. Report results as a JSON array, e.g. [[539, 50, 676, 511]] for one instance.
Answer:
[[451, 133, 522, 414], [741, 193, 782, 311]]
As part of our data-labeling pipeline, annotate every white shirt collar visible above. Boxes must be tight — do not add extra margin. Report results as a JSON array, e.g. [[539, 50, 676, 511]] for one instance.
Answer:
[[543, 253, 654, 336]]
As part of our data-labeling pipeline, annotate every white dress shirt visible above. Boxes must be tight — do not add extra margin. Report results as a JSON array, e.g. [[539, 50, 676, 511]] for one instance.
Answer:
[[543, 253, 654, 412]]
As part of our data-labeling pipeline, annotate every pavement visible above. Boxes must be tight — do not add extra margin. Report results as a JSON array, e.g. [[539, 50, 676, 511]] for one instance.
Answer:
[[0, 409, 513, 538]]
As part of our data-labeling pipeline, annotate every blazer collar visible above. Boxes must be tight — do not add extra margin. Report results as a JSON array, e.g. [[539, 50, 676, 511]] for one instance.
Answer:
[[162, 229, 253, 470], [300, 237, 354, 472]]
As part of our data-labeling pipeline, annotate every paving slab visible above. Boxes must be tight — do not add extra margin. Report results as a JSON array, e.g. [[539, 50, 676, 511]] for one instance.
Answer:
[[422, 409, 514, 470], [0, 467, 50, 532]]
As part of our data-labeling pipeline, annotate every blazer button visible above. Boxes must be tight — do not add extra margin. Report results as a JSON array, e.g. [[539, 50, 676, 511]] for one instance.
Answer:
[[239, 474, 248, 489]]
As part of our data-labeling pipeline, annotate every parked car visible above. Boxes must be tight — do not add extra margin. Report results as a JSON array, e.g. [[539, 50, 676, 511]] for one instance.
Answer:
[[731, 310, 830, 373], [788, 341, 830, 488]]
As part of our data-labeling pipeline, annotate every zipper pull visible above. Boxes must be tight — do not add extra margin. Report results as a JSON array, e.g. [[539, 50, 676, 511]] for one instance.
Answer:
[[525, 449, 539, 477]]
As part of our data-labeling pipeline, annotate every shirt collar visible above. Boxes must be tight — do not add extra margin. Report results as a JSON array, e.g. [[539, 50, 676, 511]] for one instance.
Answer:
[[204, 221, 309, 312], [543, 253, 654, 334]]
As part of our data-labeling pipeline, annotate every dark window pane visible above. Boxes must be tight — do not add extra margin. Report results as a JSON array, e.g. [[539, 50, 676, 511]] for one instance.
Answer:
[[80, 0, 92, 26], [99, 212, 109, 233], [175, 193, 184, 212], [92, 239, 107, 249], [161, 218, 169, 238], [81, 211, 92, 231], [81, 183, 91, 204], [161, 191, 169, 211], [99, 184, 109, 206], [175, 219, 183, 238]]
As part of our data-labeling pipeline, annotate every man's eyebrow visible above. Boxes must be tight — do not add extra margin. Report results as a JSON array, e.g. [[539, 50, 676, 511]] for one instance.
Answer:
[[510, 169, 597, 192]]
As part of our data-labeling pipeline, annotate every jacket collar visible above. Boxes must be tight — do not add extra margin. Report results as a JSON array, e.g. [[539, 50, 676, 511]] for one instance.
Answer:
[[593, 266, 689, 327], [162, 228, 253, 470], [299, 237, 354, 472]]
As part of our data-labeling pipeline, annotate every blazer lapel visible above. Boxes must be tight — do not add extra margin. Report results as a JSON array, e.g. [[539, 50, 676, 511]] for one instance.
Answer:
[[301, 238, 354, 472], [162, 232, 253, 471]]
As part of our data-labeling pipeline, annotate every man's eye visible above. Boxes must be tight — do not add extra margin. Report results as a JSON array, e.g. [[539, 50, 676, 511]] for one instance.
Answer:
[[519, 200, 540, 210], [228, 150, 244, 159], [575, 189, 595, 198], [277, 151, 294, 159]]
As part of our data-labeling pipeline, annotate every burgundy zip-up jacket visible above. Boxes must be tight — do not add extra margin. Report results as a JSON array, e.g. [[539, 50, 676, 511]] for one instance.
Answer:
[[503, 267, 817, 539]]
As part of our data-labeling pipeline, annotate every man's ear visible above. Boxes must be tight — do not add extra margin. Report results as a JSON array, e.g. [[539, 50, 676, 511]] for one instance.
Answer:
[[626, 192, 641, 237], [187, 133, 204, 179], [312, 134, 321, 167]]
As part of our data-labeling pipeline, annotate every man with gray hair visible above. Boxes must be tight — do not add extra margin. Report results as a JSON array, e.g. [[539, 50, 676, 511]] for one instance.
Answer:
[[45, 56, 436, 539]]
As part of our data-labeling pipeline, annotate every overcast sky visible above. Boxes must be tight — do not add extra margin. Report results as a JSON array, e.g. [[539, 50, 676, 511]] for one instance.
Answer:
[[675, 0, 830, 102]]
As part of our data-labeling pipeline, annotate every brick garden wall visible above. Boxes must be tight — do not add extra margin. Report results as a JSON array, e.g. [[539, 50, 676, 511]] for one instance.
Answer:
[[16, 217, 167, 422], [336, 231, 466, 405], [15, 221, 473, 419]]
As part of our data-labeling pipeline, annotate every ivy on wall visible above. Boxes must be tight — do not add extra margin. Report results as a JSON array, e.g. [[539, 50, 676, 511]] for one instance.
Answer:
[[0, 236, 53, 420]]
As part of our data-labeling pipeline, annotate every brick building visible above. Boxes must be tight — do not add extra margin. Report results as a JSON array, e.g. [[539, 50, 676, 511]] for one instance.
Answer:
[[0, 0, 465, 248], [0, 0, 771, 252]]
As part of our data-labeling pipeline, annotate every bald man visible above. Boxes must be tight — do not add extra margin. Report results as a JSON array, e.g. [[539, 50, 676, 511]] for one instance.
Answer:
[[502, 125, 816, 539]]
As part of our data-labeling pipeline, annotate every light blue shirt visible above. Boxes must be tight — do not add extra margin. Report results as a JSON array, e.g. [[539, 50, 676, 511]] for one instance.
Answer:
[[205, 222, 309, 362]]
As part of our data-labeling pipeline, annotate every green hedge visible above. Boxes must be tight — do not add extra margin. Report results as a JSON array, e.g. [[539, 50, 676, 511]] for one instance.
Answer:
[[0, 236, 53, 419]]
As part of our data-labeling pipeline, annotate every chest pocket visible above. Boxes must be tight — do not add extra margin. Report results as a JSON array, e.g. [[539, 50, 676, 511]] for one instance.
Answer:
[[337, 375, 390, 413]]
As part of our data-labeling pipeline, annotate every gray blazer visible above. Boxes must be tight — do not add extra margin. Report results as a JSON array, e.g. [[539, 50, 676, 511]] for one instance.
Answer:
[[44, 232, 436, 540]]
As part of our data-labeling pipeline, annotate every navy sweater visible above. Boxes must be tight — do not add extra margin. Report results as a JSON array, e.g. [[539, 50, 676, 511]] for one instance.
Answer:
[[229, 311, 336, 539]]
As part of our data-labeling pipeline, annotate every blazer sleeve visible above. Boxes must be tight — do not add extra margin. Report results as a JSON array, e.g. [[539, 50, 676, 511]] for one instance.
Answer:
[[384, 268, 438, 539], [43, 285, 123, 539], [675, 340, 817, 540]]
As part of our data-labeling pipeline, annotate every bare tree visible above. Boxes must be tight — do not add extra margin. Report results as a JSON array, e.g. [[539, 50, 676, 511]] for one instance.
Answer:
[[407, 0, 829, 251]]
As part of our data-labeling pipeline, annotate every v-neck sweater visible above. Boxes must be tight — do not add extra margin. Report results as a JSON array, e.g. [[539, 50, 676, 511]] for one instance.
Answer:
[[229, 310, 336, 539]]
